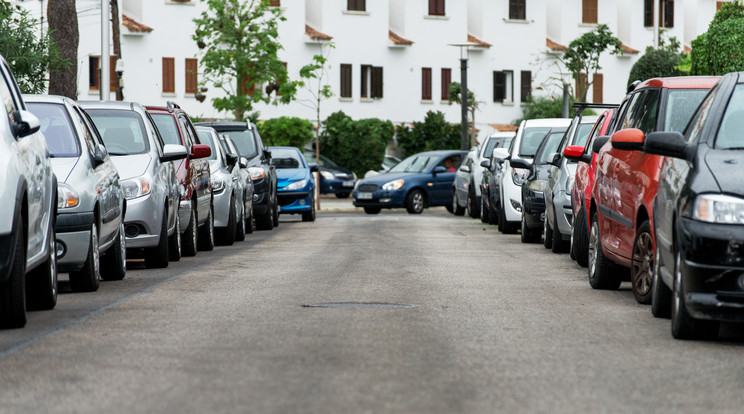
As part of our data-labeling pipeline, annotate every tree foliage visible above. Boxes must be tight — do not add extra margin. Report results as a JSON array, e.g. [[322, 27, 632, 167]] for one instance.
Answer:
[[516, 96, 576, 124], [258, 116, 314, 148], [562, 24, 623, 102], [193, 0, 300, 121], [627, 47, 682, 86], [0, 2, 67, 93], [691, 1, 744, 75], [319, 111, 393, 177], [396, 111, 461, 156]]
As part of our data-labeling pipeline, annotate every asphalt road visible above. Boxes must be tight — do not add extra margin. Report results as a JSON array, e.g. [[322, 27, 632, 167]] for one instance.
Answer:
[[0, 202, 743, 413]]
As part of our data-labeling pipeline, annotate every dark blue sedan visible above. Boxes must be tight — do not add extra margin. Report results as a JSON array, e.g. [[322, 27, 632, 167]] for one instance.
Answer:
[[269, 147, 318, 222], [352, 150, 467, 214]]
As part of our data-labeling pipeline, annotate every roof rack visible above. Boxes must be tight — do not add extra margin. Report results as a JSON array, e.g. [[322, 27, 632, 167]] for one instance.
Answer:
[[166, 101, 181, 113], [572, 102, 619, 116]]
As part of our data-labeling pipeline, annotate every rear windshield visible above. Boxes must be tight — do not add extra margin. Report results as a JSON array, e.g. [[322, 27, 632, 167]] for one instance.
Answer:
[[664, 89, 710, 133], [518, 127, 552, 157], [86, 109, 150, 155], [270, 148, 305, 169], [535, 131, 565, 165], [222, 129, 258, 158], [150, 113, 182, 146], [26, 102, 80, 157]]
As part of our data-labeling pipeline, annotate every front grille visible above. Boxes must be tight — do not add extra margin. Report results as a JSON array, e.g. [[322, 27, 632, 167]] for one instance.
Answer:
[[335, 173, 352, 180], [358, 184, 378, 192]]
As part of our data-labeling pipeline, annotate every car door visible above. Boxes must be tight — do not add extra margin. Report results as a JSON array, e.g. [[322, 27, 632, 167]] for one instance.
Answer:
[[180, 115, 211, 214], [146, 111, 179, 224], [432, 153, 462, 204]]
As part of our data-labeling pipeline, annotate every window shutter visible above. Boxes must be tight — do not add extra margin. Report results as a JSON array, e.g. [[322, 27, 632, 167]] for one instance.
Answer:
[[89, 56, 99, 89], [162, 57, 175, 93], [269, 0, 280, 6], [340, 64, 351, 98], [371, 66, 383, 98], [422, 68, 432, 100], [109, 56, 118, 91], [429, 0, 444, 16], [493, 71, 505, 102], [644, 0, 653, 27], [717, 1, 726, 10], [593, 74, 603, 104], [509, 0, 525, 20], [582, 0, 597, 24], [520, 71, 531, 102], [185, 58, 198, 94], [441, 68, 451, 101], [664, 0, 674, 27], [348, 0, 365, 11]]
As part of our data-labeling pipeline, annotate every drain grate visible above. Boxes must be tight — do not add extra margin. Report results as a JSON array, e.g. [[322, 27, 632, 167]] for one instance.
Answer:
[[301, 302, 415, 309]]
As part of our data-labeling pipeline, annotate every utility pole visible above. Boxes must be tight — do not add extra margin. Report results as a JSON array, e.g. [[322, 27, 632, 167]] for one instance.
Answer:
[[101, 0, 110, 100]]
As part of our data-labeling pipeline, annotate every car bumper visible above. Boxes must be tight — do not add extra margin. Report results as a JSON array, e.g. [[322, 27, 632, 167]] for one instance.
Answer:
[[523, 190, 545, 229], [212, 188, 232, 229], [320, 177, 356, 195], [278, 190, 312, 213], [122, 193, 164, 249], [503, 180, 522, 222], [553, 190, 574, 237], [352, 190, 405, 209]]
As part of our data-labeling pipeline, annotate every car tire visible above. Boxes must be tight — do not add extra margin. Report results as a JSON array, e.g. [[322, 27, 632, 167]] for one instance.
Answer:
[[405, 189, 425, 214], [69, 222, 100, 292], [543, 215, 553, 249], [256, 203, 274, 230], [671, 248, 719, 340], [335, 192, 350, 199], [445, 203, 454, 214], [272, 192, 279, 228], [245, 205, 255, 234], [452, 190, 465, 216], [520, 213, 540, 243], [588, 211, 622, 290], [235, 201, 246, 242], [651, 241, 672, 318], [302, 195, 316, 222], [0, 217, 26, 328], [488, 198, 498, 225], [197, 205, 215, 251], [363, 206, 381, 215], [217, 197, 236, 246], [168, 211, 182, 262], [101, 220, 127, 281], [145, 210, 170, 268], [26, 223, 57, 311], [466, 188, 479, 219], [480, 195, 489, 224], [631, 220, 654, 304], [551, 217, 568, 254], [573, 208, 590, 267]]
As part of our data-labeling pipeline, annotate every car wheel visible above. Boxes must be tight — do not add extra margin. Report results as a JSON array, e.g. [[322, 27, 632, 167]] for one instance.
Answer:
[[235, 201, 246, 242], [630, 220, 654, 304], [101, 220, 127, 281], [181, 203, 198, 257], [405, 189, 425, 214], [488, 197, 498, 225], [256, 202, 274, 230], [198, 205, 215, 251], [480, 195, 489, 224], [69, 222, 100, 292], [651, 241, 672, 318], [452, 190, 465, 216], [217, 197, 236, 246], [573, 208, 589, 267], [551, 216, 568, 254], [26, 218, 57, 312], [245, 205, 255, 234], [466, 188, 479, 219], [671, 248, 719, 340], [169, 212, 183, 261], [520, 213, 539, 243], [145, 209, 170, 268], [498, 200, 508, 233], [335, 192, 350, 199], [272, 192, 279, 228], [543, 214, 553, 249], [363, 206, 381, 215], [302, 195, 316, 222], [0, 217, 26, 328], [588, 211, 621, 290]]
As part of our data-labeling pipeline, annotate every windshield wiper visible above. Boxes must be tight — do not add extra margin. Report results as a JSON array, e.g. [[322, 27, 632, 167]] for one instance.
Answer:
[[107, 152, 129, 156]]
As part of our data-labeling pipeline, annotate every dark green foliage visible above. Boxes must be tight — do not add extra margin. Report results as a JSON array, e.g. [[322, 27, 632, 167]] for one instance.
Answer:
[[516, 96, 575, 124], [319, 111, 394, 177], [711, 1, 744, 25], [691, 1, 744, 75], [258, 117, 314, 148], [563, 24, 623, 102], [627, 48, 682, 86], [395, 111, 461, 157]]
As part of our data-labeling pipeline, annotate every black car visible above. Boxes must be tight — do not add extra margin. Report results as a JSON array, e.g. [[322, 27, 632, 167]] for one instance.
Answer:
[[643, 71, 744, 339], [510, 127, 567, 243], [303, 151, 356, 198], [196, 121, 278, 230], [480, 135, 514, 225]]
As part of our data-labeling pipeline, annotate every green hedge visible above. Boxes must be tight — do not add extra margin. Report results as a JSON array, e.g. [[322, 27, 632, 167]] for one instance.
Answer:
[[319, 111, 394, 177], [257, 116, 314, 148], [628, 47, 682, 86], [395, 111, 461, 157], [691, 2, 744, 75]]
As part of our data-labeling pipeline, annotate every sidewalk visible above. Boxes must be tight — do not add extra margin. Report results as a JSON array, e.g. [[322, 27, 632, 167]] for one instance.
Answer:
[[316, 195, 360, 212]]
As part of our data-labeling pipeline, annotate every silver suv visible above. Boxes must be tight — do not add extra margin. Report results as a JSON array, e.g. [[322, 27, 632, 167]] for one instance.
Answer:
[[81, 101, 187, 267], [0, 58, 58, 328]]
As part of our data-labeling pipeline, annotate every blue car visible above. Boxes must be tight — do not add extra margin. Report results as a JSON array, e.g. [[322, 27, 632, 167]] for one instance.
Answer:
[[269, 147, 318, 222], [352, 150, 467, 214]]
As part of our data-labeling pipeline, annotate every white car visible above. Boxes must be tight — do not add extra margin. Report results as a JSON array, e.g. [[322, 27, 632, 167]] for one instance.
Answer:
[[0, 57, 58, 328]]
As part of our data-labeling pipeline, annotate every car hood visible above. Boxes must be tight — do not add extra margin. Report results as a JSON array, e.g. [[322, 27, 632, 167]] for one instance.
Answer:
[[110, 154, 152, 180], [706, 149, 744, 196], [51, 157, 79, 183], [358, 171, 417, 186], [277, 169, 309, 185]]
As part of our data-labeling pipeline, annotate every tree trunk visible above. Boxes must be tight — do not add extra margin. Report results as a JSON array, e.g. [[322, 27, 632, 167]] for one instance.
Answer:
[[47, 0, 78, 99], [111, 0, 123, 100]]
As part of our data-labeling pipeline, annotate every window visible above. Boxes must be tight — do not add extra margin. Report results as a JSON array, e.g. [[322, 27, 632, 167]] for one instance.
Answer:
[[428, 0, 445, 16], [185, 58, 198, 94], [493, 70, 513, 103], [520, 71, 531, 102], [592, 73, 603, 104], [89, 56, 117, 91], [361, 65, 383, 99], [241, 76, 255, 96], [509, 0, 526, 20], [421, 68, 432, 100], [162, 57, 175, 93], [269, 0, 280, 6], [717, 2, 728, 10], [644, 0, 674, 27], [582, 0, 597, 24], [347, 0, 365, 11], [441, 68, 451, 100], [340, 64, 352, 98]]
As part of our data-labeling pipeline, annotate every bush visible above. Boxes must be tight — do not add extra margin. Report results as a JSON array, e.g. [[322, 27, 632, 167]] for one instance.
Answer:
[[627, 47, 682, 86], [319, 111, 393, 177], [257, 116, 314, 148], [516, 96, 576, 124], [691, 1, 744, 75], [396, 111, 461, 157]]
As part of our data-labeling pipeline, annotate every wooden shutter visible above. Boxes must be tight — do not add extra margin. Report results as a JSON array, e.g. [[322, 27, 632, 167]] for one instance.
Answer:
[[422, 68, 432, 100], [89, 56, 99, 89], [109, 56, 117, 91], [582, 0, 597, 24], [644, 0, 653, 26], [509, 0, 525, 20], [663, 0, 674, 27], [340, 64, 351, 98], [360, 65, 369, 98], [429, 0, 444, 16], [162, 57, 175, 93], [269, 0, 280, 6], [441, 68, 451, 101], [493, 71, 505, 102], [347, 0, 365, 11], [593, 74, 603, 104], [521, 71, 531, 102], [717, 2, 726, 10], [185, 58, 198, 94], [371, 66, 383, 98]]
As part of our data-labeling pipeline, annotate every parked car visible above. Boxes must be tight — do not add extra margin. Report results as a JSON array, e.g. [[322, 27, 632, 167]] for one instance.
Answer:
[[196, 121, 278, 230], [496, 118, 571, 233], [196, 126, 246, 245], [218, 134, 254, 236], [270, 146, 318, 222], [353, 150, 467, 214], [303, 150, 356, 198], [148, 102, 213, 254], [479, 133, 515, 225], [587, 76, 718, 304], [82, 101, 187, 267], [511, 127, 567, 243], [0, 57, 57, 328], [26, 95, 127, 292], [382, 155, 401, 171]]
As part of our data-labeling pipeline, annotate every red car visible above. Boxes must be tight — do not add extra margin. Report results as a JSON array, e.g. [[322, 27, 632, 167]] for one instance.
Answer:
[[583, 77, 719, 303]]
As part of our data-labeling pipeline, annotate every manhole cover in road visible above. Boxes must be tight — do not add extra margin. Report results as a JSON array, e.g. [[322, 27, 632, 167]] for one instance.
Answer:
[[301, 302, 415, 309]]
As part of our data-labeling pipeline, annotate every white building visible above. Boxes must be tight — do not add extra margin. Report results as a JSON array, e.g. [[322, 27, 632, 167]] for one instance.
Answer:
[[23, 0, 727, 140]]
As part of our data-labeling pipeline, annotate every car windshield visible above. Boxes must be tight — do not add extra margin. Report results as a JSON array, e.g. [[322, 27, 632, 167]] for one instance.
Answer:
[[716, 85, 744, 149], [535, 131, 565, 165], [383, 156, 400, 169], [150, 113, 182, 146], [26, 102, 80, 157], [196, 130, 219, 160], [481, 136, 510, 158], [86, 109, 150, 155], [304, 152, 339, 168], [222, 129, 258, 158], [664, 89, 710, 133], [270, 148, 304, 169], [571, 123, 596, 148], [518, 127, 552, 158], [388, 154, 440, 173]]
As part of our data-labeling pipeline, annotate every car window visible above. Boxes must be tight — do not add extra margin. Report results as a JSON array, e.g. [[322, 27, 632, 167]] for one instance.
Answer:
[[584, 113, 606, 154], [518, 127, 552, 157], [196, 129, 220, 161], [715, 84, 744, 149], [389, 154, 442, 173], [68, 105, 99, 158], [151, 113, 182, 146], [481, 137, 503, 159], [1, 63, 22, 116], [0, 70, 18, 126], [144, 112, 164, 156], [619, 91, 645, 131], [178, 115, 196, 146], [685, 85, 719, 144], [304, 152, 339, 168], [270, 148, 305, 169], [223, 129, 258, 159], [26, 102, 80, 157], [535, 131, 565, 165], [572, 122, 596, 148], [633, 89, 661, 134], [664, 89, 710, 133], [86, 109, 150, 155]]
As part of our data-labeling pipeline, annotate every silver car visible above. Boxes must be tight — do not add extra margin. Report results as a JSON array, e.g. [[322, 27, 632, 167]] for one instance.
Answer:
[[25, 95, 126, 292], [220, 134, 254, 236], [196, 126, 246, 245], [81, 101, 187, 267]]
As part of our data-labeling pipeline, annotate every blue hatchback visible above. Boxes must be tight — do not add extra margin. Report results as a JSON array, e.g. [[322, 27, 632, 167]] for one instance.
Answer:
[[352, 150, 467, 214], [269, 147, 318, 222]]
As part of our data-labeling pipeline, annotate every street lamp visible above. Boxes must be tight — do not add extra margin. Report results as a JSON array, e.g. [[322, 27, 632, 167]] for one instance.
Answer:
[[448, 43, 476, 150]]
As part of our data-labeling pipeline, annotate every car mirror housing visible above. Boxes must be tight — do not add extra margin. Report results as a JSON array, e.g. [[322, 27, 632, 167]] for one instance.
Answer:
[[459, 165, 471, 173], [225, 152, 238, 168], [160, 144, 188, 162], [310, 164, 320, 172], [611, 128, 645, 151], [643, 131, 690, 159], [264, 149, 272, 160], [190, 144, 212, 159], [563, 145, 592, 164], [509, 157, 531, 170], [433, 166, 447, 174], [491, 147, 510, 162], [92, 143, 108, 166], [12, 110, 41, 138], [239, 156, 249, 169], [592, 136, 611, 154], [549, 153, 562, 167], [480, 159, 491, 169]]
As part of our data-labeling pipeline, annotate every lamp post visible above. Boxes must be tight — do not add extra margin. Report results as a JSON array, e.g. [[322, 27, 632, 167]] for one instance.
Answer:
[[449, 43, 473, 150]]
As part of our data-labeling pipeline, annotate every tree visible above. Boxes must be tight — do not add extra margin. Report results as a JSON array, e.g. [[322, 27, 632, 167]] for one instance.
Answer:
[[690, 1, 744, 75], [627, 47, 682, 87], [47, 0, 78, 99], [448, 82, 480, 147], [561, 24, 623, 102], [258, 117, 314, 148], [0, 2, 67, 94], [319, 111, 393, 177], [396, 111, 461, 157], [193, 0, 300, 121]]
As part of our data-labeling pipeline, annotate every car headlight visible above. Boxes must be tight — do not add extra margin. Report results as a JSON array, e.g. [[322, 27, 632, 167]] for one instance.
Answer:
[[528, 179, 547, 192], [121, 177, 152, 200], [212, 177, 225, 193], [692, 194, 744, 224], [285, 179, 307, 191], [57, 183, 79, 209], [247, 167, 265, 180], [382, 179, 404, 191], [512, 168, 527, 186], [320, 171, 334, 180]]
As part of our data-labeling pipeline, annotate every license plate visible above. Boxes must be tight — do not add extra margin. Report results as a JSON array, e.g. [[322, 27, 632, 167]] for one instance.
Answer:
[[342, 181, 355, 187], [357, 192, 373, 200]]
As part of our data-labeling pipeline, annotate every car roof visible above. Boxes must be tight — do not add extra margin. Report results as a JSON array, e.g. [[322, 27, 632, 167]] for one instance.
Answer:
[[78, 100, 144, 111], [23, 94, 75, 106], [410, 150, 468, 157], [195, 121, 250, 131], [522, 118, 572, 127], [636, 76, 720, 90]]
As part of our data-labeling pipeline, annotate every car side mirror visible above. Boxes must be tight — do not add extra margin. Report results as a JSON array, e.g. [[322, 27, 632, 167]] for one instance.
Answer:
[[611, 128, 645, 151], [92, 144, 108, 166], [459, 165, 471, 173], [310, 164, 320, 172], [509, 157, 531, 170], [160, 144, 188, 162], [549, 153, 562, 167], [491, 147, 510, 162], [592, 135, 610, 154], [225, 152, 238, 168], [643, 131, 690, 160], [12, 110, 41, 138], [480, 159, 491, 169], [433, 166, 446, 174], [190, 143, 212, 159], [264, 149, 272, 160], [239, 156, 248, 169], [563, 145, 592, 164]]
